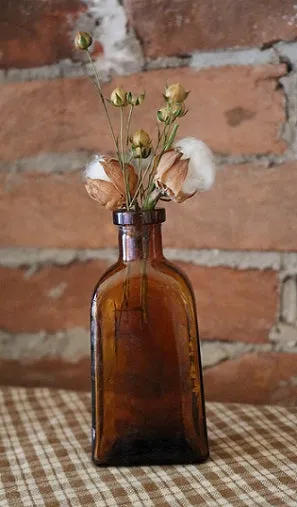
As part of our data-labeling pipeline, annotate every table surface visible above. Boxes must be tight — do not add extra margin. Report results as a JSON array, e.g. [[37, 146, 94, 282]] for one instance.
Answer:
[[0, 387, 296, 507]]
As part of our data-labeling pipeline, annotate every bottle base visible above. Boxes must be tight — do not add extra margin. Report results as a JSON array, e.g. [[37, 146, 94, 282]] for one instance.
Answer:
[[92, 435, 209, 466]]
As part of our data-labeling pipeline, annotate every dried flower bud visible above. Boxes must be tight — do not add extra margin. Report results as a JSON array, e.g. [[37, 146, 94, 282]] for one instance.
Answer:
[[157, 107, 173, 124], [154, 137, 216, 203], [170, 102, 187, 118], [74, 31, 93, 50], [158, 101, 187, 124], [110, 87, 127, 107], [85, 155, 138, 210], [132, 129, 151, 148], [126, 91, 145, 106], [131, 129, 152, 158], [165, 83, 189, 104]]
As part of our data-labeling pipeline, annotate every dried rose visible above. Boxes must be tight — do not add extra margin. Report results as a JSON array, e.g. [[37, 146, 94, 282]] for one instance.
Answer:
[[131, 129, 152, 158], [85, 155, 138, 210], [154, 137, 216, 203], [74, 31, 93, 50], [165, 83, 189, 104], [110, 87, 127, 107]]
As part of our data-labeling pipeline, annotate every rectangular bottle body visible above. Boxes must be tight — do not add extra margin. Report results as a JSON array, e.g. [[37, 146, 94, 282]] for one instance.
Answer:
[[91, 263, 209, 466]]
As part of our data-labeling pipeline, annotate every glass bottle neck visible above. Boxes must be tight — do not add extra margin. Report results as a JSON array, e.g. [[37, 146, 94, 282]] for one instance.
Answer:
[[118, 223, 164, 262]]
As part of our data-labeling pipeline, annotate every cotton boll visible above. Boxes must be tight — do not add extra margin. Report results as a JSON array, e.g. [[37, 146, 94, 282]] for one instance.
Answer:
[[84, 155, 138, 210], [154, 137, 216, 203], [175, 138, 216, 194], [85, 155, 111, 182]]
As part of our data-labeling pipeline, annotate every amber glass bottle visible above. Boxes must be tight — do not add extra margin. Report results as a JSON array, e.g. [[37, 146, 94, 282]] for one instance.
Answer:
[[91, 208, 209, 466]]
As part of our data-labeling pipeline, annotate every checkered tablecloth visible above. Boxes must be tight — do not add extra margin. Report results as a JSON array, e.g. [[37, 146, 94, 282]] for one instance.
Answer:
[[0, 387, 296, 506]]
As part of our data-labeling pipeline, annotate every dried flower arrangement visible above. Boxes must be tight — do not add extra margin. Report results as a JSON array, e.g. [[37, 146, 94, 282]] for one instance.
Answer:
[[74, 31, 216, 210], [75, 32, 213, 466]]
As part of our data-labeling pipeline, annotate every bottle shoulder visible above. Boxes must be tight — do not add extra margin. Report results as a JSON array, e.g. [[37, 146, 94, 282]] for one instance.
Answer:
[[93, 258, 195, 305], [159, 259, 194, 288]]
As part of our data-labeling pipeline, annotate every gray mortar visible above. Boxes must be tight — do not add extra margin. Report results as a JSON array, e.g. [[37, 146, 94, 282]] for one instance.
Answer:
[[0, 39, 295, 85], [0, 248, 118, 268], [0, 328, 89, 362], [1, 152, 292, 175], [0, 61, 93, 84], [0, 247, 293, 270], [281, 277, 297, 325], [165, 249, 282, 270], [178, 339, 291, 362], [214, 152, 292, 167], [279, 72, 297, 155], [0, 152, 92, 174], [145, 56, 191, 71], [82, 0, 144, 76], [281, 253, 297, 276], [269, 323, 297, 347], [201, 341, 274, 368], [0, 329, 296, 367], [1, 151, 294, 176], [274, 41, 297, 70], [190, 47, 278, 69]]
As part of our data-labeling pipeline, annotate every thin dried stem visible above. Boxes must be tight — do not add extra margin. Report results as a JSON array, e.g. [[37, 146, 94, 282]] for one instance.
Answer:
[[86, 50, 119, 158], [126, 105, 134, 147], [120, 106, 129, 209], [129, 157, 153, 208]]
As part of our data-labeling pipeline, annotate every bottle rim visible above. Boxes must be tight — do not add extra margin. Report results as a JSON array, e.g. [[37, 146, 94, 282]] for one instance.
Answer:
[[113, 208, 166, 225]]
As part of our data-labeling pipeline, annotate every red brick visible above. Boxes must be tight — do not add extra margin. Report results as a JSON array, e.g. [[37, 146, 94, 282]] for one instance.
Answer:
[[164, 162, 297, 251], [0, 172, 116, 249], [124, 0, 297, 58], [0, 261, 110, 333], [1, 162, 297, 251], [204, 352, 297, 406], [178, 264, 278, 343], [0, 0, 88, 69], [0, 65, 286, 162], [0, 262, 277, 342], [0, 358, 90, 391]]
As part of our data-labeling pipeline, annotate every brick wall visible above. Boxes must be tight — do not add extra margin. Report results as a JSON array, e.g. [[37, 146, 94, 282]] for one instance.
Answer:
[[1, 0, 297, 405]]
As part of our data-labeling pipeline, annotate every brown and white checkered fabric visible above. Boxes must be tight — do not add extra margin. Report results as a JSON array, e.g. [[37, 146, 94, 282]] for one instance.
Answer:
[[1, 387, 296, 506]]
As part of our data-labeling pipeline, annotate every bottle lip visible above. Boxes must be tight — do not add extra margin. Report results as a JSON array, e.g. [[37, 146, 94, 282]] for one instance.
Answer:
[[113, 208, 166, 225]]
